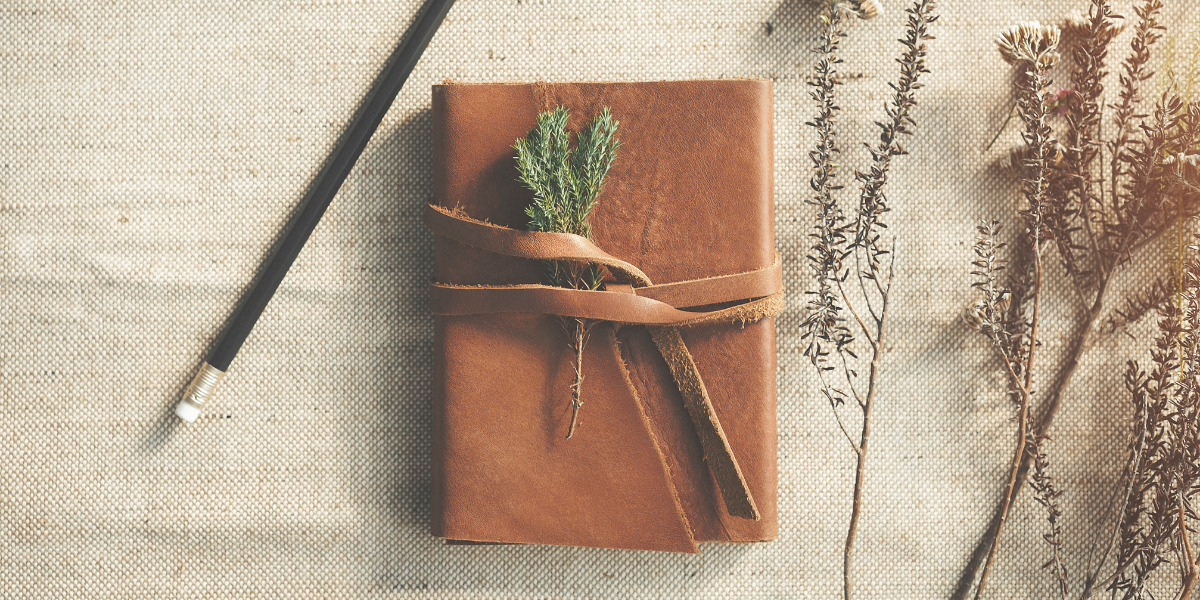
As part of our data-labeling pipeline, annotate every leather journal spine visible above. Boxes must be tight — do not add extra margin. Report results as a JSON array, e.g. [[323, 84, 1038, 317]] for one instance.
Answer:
[[429, 80, 779, 552]]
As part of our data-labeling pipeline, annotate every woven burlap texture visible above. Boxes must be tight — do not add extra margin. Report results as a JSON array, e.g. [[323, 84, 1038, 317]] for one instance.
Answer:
[[3, 0, 1198, 597]]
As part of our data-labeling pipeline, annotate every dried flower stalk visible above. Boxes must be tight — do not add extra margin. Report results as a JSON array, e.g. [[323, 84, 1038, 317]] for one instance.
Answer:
[[800, 2, 936, 599], [956, 0, 1200, 597], [966, 22, 1060, 597]]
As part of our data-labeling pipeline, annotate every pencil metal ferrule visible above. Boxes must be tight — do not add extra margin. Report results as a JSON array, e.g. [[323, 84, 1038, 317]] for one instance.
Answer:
[[175, 362, 225, 423]]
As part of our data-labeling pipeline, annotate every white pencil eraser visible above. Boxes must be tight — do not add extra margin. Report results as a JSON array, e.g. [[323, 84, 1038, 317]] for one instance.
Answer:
[[175, 400, 202, 423]]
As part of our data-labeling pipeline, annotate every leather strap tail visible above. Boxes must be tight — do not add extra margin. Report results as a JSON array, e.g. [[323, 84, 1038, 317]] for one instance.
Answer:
[[648, 326, 761, 521]]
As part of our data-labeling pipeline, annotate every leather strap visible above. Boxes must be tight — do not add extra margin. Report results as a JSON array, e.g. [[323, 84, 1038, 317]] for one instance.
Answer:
[[430, 282, 785, 326], [425, 203, 652, 287], [635, 258, 782, 308], [648, 325, 761, 521], [426, 203, 784, 317]]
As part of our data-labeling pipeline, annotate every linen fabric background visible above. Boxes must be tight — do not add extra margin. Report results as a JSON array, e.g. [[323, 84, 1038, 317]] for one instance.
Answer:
[[2, 0, 1197, 597]]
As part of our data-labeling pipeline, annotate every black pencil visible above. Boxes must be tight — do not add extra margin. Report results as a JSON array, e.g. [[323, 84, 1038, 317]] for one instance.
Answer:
[[176, 0, 456, 422]]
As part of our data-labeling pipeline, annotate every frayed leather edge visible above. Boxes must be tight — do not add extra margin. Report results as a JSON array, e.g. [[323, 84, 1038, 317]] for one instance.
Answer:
[[673, 290, 787, 328], [606, 324, 700, 553]]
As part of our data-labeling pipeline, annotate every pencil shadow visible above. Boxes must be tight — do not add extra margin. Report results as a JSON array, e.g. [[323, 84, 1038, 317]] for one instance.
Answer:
[[340, 105, 436, 535], [142, 356, 200, 452], [143, 403, 181, 452]]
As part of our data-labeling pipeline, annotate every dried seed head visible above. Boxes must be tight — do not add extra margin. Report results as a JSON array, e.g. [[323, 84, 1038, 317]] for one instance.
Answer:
[[1000, 140, 1067, 176], [1163, 153, 1200, 168], [996, 21, 1061, 69], [828, 0, 880, 19]]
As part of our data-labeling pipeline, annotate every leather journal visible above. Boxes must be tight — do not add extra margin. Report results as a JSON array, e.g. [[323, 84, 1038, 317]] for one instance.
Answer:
[[427, 80, 782, 553]]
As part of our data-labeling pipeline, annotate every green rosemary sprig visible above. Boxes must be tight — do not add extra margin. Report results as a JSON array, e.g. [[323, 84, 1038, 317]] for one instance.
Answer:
[[514, 106, 620, 439]]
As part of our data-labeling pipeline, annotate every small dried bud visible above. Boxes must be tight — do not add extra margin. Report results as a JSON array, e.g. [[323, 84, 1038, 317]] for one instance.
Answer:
[[996, 21, 1061, 69], [1049, 140, 1066, 166], [1166, 153, 1200, 191], [963, 300, 987, 330], [1060, 11, 1125, 48], [995, 292, 1012, 316], [1047, 88, 1079, 116], [1061, 11, 1089, 38], [964, 292, 1011, 332], [855, 0, 882, 20]]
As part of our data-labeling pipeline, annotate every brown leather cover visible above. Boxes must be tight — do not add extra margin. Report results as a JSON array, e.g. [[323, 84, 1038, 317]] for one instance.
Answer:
[[430, 80, 778, 552]]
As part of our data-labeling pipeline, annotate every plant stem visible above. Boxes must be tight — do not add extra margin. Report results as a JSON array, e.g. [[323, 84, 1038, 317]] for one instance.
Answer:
[[565, 317, 588, 439], [1182, 564, 1197, 598], [844, 293, 887, 600], [972, 396, 1029, 600], [953, 282, 1109, 600], [973, 249, 1041, 600], [844, 401, 869, 600], [1180, 497, 1197, 600]]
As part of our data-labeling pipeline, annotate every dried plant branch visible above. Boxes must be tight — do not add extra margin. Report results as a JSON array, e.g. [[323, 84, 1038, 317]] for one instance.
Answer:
[[951, 3, 1200, 595], [804, 2, 857, 461], [1107, 0, 1164, 245], [800, 2, 936, 599], [1082, 363, 1150, 594], [1029, 431, 1069, 599], [1106, 259, 1196, 599], [802, 4, 853, 372], [841, 244, 895, 600], [1104, 277, 1173, 335], [803, 5, 865, 598], [967, 22, 1060, 599], [1062, 0, 1121, 292], [969, 221, 1023, 388]]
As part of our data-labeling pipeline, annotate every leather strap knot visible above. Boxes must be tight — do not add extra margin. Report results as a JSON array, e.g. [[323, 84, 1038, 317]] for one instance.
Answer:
[[424, 202, 784, 521]]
